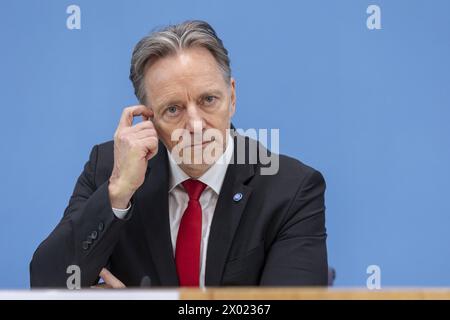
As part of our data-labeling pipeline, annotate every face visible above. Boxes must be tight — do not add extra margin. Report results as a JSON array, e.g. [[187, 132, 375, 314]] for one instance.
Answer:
[[144, 46, 236, 177]]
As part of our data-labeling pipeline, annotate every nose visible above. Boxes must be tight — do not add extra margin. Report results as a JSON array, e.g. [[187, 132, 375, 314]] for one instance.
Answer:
[[185, 103, 205, 134]]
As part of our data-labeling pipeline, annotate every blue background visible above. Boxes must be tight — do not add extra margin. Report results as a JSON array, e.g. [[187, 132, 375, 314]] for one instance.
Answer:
[[1, 0, 449, 288]]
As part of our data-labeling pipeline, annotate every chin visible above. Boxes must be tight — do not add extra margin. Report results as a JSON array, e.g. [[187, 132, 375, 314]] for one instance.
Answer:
[[180, 163, 212, 178]]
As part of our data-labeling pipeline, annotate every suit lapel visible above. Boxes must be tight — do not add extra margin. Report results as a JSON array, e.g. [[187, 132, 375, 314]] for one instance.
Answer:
[[135, 142, 179, 286], [205, 135, 256, 286]]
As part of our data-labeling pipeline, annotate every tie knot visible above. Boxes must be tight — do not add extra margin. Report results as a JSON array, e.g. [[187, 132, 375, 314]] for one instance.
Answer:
[[182, 179, 207, 201]]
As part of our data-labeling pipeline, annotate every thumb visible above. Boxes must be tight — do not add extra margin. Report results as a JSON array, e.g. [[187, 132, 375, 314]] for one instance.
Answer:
[[99, 268, 126, 289]]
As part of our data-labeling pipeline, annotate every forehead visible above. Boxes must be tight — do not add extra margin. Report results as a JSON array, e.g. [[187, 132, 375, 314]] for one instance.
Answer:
[[144, 47, 227, 105]]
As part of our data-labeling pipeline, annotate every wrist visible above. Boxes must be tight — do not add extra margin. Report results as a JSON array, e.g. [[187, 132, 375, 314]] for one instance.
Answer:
[[108, 178, 135, 209]]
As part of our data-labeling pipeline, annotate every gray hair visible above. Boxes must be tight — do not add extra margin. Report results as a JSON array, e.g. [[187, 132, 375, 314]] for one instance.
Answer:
[[129, 20, 231, 105]]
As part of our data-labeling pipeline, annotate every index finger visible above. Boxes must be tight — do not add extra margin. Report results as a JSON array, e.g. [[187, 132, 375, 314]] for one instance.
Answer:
[[118, 105, 154, 128]]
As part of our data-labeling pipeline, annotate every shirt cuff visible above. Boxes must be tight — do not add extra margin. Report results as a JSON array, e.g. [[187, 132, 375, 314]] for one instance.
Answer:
[[112, 202, 131, 220]]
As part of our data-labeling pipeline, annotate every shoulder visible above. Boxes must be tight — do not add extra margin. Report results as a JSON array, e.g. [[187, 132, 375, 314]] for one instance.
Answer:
[[96, 140, 114, 156], [277, 154, 325, 185], [243, 134, 324, 187], [87, 140, 114, 185], [257, 153, 325, 193]]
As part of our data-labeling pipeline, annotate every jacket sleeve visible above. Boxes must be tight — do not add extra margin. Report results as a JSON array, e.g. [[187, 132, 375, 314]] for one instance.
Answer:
[[30, 145, 133, 288], [260, 169, 328, 286]]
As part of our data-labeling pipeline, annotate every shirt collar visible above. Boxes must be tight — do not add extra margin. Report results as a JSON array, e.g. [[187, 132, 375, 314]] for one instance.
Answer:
[[167, 134, 234, 194]]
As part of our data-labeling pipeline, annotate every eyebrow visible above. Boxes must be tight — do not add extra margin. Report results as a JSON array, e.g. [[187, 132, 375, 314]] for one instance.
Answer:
[[155, 89, 224, 109], [200, 89, 224, 97]]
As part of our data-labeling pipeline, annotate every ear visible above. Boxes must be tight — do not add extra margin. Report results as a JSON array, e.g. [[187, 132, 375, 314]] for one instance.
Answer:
[[230, 78, 236, 117]]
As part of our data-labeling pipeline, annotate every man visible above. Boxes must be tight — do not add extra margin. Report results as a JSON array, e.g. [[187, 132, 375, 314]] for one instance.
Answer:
[[30, 20, 328, 288]]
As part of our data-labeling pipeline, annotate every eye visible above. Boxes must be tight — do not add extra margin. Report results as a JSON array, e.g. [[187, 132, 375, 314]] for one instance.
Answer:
[[165, 105, 181, 117], [203, 95, 216, 106]]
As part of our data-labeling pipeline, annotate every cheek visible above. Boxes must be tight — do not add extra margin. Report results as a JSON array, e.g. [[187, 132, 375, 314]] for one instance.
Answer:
[[207, 99, 232, 120], [152, 120, 175, 149]]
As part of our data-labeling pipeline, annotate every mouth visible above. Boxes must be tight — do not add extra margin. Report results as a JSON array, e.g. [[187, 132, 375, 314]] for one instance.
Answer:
[[181, 136, 216, 148], [190, 140, 213, 148], [177, 140, 212, 150]]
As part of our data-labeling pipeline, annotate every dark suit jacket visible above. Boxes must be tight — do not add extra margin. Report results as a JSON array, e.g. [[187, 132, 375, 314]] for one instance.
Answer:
[[30, 134, 328, 287]]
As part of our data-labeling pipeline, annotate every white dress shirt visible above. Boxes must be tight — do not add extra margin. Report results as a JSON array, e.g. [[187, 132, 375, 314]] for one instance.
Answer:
[[112, 135, 234, 287]]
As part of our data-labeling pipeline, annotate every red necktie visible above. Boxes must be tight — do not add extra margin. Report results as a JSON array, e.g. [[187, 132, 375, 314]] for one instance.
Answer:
[[175, 179, 207, 286]]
